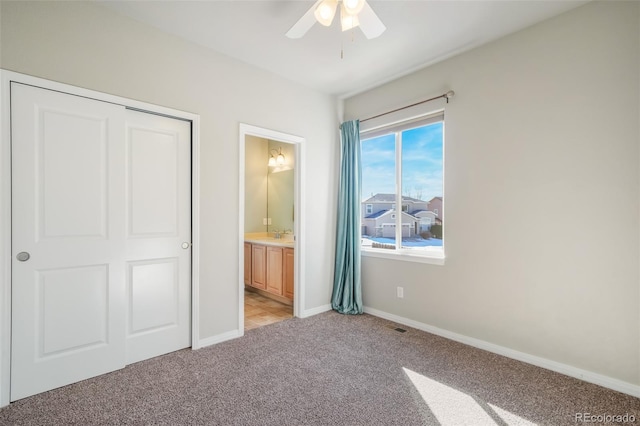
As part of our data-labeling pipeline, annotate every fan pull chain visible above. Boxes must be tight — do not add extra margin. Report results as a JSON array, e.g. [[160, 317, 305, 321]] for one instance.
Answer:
[[340, 27, 357, 59]]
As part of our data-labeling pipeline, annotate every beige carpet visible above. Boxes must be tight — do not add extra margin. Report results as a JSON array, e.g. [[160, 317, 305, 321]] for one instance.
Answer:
[[0, 311, 638, 425]]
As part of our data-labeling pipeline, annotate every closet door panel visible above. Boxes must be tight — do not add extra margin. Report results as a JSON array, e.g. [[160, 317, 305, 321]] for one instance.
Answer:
[[124, 110, 191, 365], [10, 83, 127, 401]]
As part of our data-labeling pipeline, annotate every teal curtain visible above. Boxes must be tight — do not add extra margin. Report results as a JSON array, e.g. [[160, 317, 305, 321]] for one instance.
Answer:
[[331, 120, 363, 315]]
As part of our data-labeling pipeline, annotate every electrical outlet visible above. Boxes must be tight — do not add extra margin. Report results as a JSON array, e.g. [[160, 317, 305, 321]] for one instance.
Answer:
[[397, 287, 404, 298], [267, 218, 272, 225]]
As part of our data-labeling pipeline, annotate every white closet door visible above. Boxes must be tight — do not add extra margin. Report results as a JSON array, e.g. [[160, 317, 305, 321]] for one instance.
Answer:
[[124, 110, 191, 365], [10, 83, 128, 401], [10, 84, 192, 401]]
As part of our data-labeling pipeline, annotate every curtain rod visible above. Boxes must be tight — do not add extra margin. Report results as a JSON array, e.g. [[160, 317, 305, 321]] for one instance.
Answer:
[[359, 90, 455, 124]]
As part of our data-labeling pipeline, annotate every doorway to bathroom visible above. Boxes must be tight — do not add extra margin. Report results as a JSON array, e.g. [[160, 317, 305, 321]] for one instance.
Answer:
[[238, 124, 305, 333]]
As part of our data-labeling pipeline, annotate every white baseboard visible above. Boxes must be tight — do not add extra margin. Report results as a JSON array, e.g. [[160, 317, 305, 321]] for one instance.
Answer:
[[194, 303, 333, 349], [299, 303, 332, 318], [196, 329, 242, 349], [363, 306, 640, 398]]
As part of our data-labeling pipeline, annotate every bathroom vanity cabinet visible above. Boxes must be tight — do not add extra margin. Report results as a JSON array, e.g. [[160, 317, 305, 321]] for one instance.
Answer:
[[245, 241, 293, 302], [283, 248, 294, 299]]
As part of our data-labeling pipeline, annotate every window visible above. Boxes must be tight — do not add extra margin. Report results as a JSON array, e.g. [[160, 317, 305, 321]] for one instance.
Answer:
[[366, 204, 373, 215], [360, 113, 444, 263]]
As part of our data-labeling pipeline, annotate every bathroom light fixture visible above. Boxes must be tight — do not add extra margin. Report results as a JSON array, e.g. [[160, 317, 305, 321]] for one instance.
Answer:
[[268, 147, 285, 167]]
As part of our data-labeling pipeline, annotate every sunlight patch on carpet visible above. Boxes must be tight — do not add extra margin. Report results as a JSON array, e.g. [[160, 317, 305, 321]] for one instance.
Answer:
[[403, 367, 537, 426], [488, 402, 538, 426]]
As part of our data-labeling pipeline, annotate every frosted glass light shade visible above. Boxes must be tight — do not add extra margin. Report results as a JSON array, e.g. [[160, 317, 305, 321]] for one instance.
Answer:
[[342, 0, 365, 16], [341, 5, 360, 31], [269, 147, 286, 167], [314, 0, 338, 26]]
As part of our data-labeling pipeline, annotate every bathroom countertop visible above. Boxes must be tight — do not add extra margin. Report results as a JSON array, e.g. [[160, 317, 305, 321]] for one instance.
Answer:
[[244, 234, 294, 248]]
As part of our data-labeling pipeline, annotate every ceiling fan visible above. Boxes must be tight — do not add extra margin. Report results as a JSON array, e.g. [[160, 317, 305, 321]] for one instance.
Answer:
[[286, 0, 386, 40]]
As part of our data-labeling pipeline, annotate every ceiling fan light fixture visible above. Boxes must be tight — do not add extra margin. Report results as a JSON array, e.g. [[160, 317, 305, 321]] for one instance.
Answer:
[[342, 0, 366, 16], [314, 0, 338, 27], [340, 5, 360, 31], [286, 0, 384, 40]]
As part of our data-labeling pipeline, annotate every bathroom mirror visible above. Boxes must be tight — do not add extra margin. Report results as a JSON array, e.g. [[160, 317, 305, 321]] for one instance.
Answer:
[[267, 168, 294, 233], [244, 137, 295, 234], [267, 140, 294, 234]]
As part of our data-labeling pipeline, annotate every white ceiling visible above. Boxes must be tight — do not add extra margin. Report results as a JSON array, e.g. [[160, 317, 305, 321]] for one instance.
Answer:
[[97, 1, 588, 97]]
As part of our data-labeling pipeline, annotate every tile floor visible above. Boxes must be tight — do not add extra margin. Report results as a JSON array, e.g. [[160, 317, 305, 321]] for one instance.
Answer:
[[244, 290, 293, 331]]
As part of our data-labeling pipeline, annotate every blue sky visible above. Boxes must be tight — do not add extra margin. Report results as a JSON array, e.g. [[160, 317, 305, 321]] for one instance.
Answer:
[[361, 122, 443, 202]]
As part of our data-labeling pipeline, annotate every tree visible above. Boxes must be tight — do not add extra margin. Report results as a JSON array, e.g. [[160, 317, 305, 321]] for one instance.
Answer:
[[414, 186, 424, 201], [430, 224, 443, 239]]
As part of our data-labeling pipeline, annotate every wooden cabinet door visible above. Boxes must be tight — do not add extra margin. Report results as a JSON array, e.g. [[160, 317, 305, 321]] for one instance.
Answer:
[[266, 246, 283, 296], [251, 244, 267, 290], [243, 243, 252, 285], [284, 248, 294, 300]]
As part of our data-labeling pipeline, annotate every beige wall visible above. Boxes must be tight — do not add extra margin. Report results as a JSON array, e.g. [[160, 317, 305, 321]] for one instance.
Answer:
[[344, 1, 639, 386], [1, 1, 339, 338]]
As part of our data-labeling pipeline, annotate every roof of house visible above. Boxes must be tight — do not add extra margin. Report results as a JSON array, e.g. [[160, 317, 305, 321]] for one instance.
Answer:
[[364, 209, 389, 219], [365, 209, 422, 222], [362, 193, 427, 204]]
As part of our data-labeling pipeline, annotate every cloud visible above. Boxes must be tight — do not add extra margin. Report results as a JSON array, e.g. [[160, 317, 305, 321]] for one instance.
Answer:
[[361, 122, 443, 201]]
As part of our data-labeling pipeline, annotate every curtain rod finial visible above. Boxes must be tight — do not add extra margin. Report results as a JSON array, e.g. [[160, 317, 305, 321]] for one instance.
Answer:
[[445, 90, 455, 99]]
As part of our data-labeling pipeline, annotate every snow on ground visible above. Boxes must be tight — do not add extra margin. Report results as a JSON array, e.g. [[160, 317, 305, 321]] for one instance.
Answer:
[[361, 237, 443, 247]]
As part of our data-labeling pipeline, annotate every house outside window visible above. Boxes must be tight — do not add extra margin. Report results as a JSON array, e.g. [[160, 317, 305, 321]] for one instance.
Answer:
[[360, 112, 444, 263]]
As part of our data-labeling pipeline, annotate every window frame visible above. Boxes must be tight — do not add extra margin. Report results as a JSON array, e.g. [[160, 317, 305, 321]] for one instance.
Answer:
[[360, 111, 445, 265]]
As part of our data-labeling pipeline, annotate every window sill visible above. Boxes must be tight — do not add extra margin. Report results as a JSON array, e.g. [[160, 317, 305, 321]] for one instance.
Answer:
[[361, 248, 445, 265]]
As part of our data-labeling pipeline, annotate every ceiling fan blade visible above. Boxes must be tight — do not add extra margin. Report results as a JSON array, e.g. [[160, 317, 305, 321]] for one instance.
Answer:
[[358, 2, 386, 39], [286, 0, 323, 39]]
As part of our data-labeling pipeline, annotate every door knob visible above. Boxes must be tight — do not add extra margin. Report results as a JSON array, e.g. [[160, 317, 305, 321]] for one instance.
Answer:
[[181, 242, 191, 249], [16, 252, 30, 262]]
